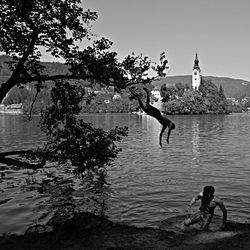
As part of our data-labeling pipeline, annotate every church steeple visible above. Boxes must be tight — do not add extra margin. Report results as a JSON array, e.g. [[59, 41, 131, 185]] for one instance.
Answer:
[[192, 52, 201, 90], [193, 52, 200, 71]]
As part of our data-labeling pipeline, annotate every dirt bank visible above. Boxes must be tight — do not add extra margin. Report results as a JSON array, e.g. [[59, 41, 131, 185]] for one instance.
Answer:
[[0, 212, 250, 250]]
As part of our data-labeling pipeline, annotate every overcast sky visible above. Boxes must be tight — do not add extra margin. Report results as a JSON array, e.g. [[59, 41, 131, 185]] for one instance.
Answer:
[[81, 0, 250, 81]]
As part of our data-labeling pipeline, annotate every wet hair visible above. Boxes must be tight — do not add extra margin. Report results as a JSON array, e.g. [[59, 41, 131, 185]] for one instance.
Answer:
[[200, 186, 215, 210], [203, 185, 215, 195]]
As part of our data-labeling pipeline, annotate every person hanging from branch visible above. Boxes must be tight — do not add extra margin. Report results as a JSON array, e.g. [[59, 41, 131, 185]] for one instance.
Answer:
[[130, 87, 175, 147]]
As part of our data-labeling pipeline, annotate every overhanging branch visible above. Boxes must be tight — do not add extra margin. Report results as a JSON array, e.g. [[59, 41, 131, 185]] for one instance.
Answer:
[[0, 30, 39, 103], [0, 150, 45, 170], [17, 74, 152, 87]]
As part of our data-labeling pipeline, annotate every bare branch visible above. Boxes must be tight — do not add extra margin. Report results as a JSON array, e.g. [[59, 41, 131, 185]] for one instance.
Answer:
[[0, 150, 45, 170], [0, 150, 32, 157]]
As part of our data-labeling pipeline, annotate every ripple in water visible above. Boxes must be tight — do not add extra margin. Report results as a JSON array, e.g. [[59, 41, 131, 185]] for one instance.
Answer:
[[0, 113, 250, 234]]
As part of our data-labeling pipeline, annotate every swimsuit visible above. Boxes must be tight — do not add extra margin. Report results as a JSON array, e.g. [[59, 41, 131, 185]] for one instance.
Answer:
[[189, 193, 217, 227]]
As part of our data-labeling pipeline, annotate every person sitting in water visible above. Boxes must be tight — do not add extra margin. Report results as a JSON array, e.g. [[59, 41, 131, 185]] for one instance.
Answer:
[[130, 87, 175, 147], [184, 185, 227, 231]]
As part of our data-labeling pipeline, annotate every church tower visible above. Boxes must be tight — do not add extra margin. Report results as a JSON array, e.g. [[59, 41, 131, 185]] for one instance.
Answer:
[[192, 52, 201, 90]]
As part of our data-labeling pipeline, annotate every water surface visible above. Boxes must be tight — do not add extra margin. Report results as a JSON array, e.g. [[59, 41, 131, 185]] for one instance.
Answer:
[[0, 113, 250, 234]]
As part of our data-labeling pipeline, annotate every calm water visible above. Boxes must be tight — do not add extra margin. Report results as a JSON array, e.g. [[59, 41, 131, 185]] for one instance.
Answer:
[[0, 113, 250, 234]]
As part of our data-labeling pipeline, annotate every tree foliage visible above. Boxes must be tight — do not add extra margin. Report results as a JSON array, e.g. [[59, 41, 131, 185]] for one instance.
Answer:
[[160, 82, 190, 102], [0, 0, 97, 100], [199, 78, 228, 113], [162, 91, 207, 114], [0, 0, 166, 98], [0, 0, 168, 178], [38, 80, 128, 176]]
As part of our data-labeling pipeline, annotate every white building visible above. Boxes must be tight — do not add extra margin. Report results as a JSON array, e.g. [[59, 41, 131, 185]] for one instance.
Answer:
[[192, 52, 201, 90], [151, 86, 162, 110], [151, 86, 161, 100]]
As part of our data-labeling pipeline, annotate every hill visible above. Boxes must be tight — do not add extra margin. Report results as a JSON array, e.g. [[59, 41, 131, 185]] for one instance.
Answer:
[[0, 55, 69, 83], [1, 55, 250, 98], [152, 75, 250, 98]]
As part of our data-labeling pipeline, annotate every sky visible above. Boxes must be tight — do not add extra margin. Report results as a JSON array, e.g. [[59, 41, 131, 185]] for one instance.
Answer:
[[78, 0, 250, 81]]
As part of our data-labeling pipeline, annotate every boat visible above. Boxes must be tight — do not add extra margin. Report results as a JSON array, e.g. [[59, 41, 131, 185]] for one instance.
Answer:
[[0, 103, 23, 115], [131, 109, 147, 115]]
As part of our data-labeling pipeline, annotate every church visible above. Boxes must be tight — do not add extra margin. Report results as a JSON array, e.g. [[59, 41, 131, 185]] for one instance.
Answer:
[[192, 52, 201, 90], [151, 52, 202, 102]]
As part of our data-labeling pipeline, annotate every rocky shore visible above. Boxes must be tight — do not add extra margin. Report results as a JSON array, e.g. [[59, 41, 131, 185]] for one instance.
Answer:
[[1, 212, 250, 250]]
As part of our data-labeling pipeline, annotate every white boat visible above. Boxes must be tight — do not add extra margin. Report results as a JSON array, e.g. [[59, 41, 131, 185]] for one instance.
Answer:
[[0, 104, 23, 115]]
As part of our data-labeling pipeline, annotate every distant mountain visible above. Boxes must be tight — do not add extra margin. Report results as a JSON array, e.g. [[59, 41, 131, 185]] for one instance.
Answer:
[[0, 55, 69, 83], [152, 75, 250, 98], [1, 55, 250, 98]]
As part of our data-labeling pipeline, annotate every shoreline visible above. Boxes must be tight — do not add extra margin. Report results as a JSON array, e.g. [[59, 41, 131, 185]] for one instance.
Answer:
[[1, 212, 250, 250]]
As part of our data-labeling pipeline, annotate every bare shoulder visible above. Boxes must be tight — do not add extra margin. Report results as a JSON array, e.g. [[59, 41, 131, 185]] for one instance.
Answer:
[[196, 192, 203, 200], [213, 196, 224, 206]]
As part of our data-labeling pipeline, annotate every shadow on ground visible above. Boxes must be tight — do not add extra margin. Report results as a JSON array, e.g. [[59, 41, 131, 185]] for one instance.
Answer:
[[1, 212, 250, 250]]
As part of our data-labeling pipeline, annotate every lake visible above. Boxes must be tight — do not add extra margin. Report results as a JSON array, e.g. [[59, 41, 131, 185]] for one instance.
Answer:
[[0, 113, 250, 234]]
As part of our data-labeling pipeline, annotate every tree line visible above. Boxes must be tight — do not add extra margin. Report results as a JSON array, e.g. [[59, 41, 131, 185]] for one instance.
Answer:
[[160, 78, 229, 114], [1, 74, 229, 115]]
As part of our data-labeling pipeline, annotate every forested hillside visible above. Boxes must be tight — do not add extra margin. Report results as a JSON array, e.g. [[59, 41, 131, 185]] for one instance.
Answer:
[[1, 55, 250, 102], [152, 75, 250, 98], [0, 55, 69, 82]]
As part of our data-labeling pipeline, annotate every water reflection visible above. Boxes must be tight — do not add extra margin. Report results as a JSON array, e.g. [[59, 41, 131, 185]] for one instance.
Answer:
[[191, 119, 200, 164]]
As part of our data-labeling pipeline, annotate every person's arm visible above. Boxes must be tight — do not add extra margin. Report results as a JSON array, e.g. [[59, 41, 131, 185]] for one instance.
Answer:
[[166, 127, 172, 144], [129, 88, 146, 112], [217, 200, 227, 230], [143, 87, 151, 105], [186, 193, 201, 213]]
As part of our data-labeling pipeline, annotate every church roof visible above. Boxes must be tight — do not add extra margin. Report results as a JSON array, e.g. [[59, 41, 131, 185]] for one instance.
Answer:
[[193, 52, 201, 71]]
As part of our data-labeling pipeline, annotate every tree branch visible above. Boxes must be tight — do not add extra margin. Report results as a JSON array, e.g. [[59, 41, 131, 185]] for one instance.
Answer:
[[16, 74, 151, 88], [0, 157, 45, 170], [0, 150, 32, 157], [0, 150, 45, 170], [0, 29, 39, 103]]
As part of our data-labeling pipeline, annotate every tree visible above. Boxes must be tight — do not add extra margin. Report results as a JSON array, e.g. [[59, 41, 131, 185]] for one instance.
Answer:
[[199, 78, 228, 113], [175, 82, 185, 97], [219, 85, 225, 99], [38, 80, 129, 176], [218, 85, 229, 113], [162, 91, 207, 115], [160, 84, 176, 102], [160, 78, 229, 114], [0, 1, 167, 176]]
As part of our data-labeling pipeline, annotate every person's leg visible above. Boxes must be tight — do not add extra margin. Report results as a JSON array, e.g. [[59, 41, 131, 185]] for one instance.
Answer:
[[202, 214, 213, 230], [159, 125, 167, 147], [184, 211, 203, 227]]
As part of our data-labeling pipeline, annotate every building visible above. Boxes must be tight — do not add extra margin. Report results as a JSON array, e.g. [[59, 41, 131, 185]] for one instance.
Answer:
[[151, 86, 162, 110], [151, 86, 161, 100], [241, 96, 250, 105], [0, 103, 23, 114], [192, 52, 201, 90], [227, 97, 239, 105], [112, 93, 121, 100]]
